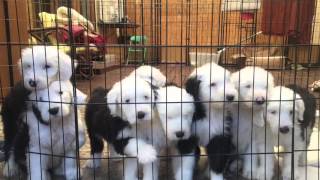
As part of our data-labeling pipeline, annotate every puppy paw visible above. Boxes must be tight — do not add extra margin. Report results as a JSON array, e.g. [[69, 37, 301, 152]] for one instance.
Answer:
[[255, 167, 273, 180], [3, 160, 19, 177], [65, 168, 81, 180], [242, 168, 255, 179], [85, 158, 102, 168], [137, 144, 157, 164]]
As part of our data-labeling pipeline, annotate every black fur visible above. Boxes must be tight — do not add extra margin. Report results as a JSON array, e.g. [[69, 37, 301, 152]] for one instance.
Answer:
[[176, 136, 198, 155], [206, 135, 233, 174], [185, 76, 206, 121], [1, 81, 30, 172], [286, 84, 316, 142], [32, 104, 49, 126], [85, 87, 132, 155]]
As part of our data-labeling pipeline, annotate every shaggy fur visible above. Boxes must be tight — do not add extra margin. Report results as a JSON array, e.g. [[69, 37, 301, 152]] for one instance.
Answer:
[[266, 85, 316, 180], [185, 62, 237, 180], [156, 85, 197, 180], [129, 65, 167, 87], [23, 81, 86, 180], [230, 66, 275, 180], [2, 45, 75, 177], [85, 76, 165, 180], [18, 46, 73, 90], [2, 81, 86, 179]]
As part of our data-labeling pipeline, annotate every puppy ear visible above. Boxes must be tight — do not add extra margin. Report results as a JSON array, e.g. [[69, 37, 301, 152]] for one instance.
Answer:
[[295, 94, 305, 123], [58, 52, 73, 81], [107, 82, 120, 115], [185, 76, 201, 100]]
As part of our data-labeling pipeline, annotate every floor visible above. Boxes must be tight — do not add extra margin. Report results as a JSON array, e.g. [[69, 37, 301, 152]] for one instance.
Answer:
[[0, 64, 319, 179]]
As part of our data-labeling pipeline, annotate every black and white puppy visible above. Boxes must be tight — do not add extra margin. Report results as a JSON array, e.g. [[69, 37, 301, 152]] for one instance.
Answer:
[[156, 85, 197, 180], [1, 46, 75, 177], [185, 62, 237, 180], [266, 85, 316, 180], [85, 76, 165, 180]]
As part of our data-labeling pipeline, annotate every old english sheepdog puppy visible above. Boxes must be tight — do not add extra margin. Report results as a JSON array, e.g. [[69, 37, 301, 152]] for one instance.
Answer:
[[19, 46, 74, 90], [129, 65, 167, 87], [230, 66, 275, 180], [185, 62, 238, 180], [3, 81, 86, 180], [1, 45, 77, 177], [85, 76, 165, 180], [156, 85, 197, 180], [266, 85, 316, 180]]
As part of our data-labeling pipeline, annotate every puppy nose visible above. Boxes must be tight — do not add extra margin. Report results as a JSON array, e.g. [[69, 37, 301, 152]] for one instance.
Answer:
[[175, 131, 185, 138], [48, 107, 59, 115], [29, 80, 37, 87], [226, 95, 235, 102], [255, 97, 265, 105], [137, 111, 145, 119], [279, 126, 290, 134]]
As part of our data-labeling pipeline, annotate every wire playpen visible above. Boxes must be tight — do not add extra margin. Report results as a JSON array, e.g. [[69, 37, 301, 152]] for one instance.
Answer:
[[0, 0, 319, 179]]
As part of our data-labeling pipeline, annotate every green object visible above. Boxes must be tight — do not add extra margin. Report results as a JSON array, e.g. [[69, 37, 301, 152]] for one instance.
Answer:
[[126, 35, 148, 65]]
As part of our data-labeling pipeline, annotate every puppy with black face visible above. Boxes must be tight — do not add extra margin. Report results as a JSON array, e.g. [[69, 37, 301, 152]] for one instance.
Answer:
[[185, 62, 237, 180], [266, 85, 316, 180]]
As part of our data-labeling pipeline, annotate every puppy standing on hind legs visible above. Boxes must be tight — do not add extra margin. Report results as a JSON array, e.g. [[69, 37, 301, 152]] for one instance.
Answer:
[[230, 66, 275, 180], [266, 85, 316, 180], [1, 45, 76, 177], [185, 62, 238, 180], [156, 85, 197, 180], [85, 76, 165, 180]]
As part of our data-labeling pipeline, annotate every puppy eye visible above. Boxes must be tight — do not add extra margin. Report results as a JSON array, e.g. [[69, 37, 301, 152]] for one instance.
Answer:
[[25, 64, 31, 68], [144, 95, 149, 100], [289, 110, 293, 115], [43, 64, 51, 69], [125, 99, 130, 103], [270, 110, 277, 114], [245, 84, 251, 88], [210, 82, 216, 87], [58, 91, 63, 95], [39, 97, 43, 101]]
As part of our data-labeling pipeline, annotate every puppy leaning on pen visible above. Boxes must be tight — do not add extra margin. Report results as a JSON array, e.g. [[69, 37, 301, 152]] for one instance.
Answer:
[[1, 45, 83, 177], [266, 85, 316, 180], [156, 85, 198, 180], [85, 75, 166, 180], [229, 66, 275, 180], [185, 62, 238, 180], [25, 81, 86, 180]]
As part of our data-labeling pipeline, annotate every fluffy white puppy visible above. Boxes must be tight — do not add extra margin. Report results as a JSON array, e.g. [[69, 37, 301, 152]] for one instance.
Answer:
[[24, 81, 86, 180], [230, 66, 275, 180], [107, 76, 166, 180], [129, 65, 167, 87], [185, 62, 238, 180], [266, 85, 316, 180], [18, 45, 73, 90], [156, 86, 197, 180]]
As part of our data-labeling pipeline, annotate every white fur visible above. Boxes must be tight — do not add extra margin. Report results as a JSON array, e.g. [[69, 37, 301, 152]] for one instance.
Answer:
[[107, 76, 158, 124], [18, 46, 74, 90], [189, 63, 237, 145], [156, 86, 196, 180], [25, 81, 86, 180], [230, 66, 275, 180], [188, 63, 238, 180], [84, 153, 102, 168], [108, 76, 166, 180], [267, 86, 309, 180], [129, 65, 166, 87]]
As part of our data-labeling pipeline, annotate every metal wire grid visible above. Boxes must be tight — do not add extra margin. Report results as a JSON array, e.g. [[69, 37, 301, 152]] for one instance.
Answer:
[[0, 0, 319, 179]]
